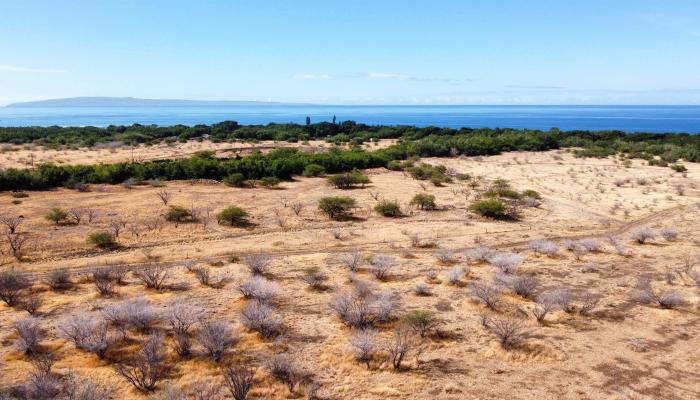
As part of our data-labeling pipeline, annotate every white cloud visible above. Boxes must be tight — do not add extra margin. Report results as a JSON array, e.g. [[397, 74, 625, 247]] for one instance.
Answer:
[[293, 72, 470, 84], [0, 64, 66, 73]]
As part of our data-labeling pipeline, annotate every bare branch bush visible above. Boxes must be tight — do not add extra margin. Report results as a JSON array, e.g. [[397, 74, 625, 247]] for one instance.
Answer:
[[635, 278, 684, 309], [115, 333, 167, 392], [243, 253, 272, 275], [45, 268, 72, 291], [341, 249, 363, 272], [369, 254, 396, 280], [0, 269, 31, 306], [265, 353, 304, 393], [444, 266, 466, 285], [240, 301, 283, 339], [471, 283, 503, 310], [386, 327, 414, 370], [235, 276, 279, 303], [12, 317, 44, 355], [197, 320, 239, 362], [528, 239, 559, 256], [631, 227, 656, 244], [487, 252, 523, 274], [482, 316, 529, 349], [222, 365, 255, 400], [348, 329, 377, 369], [133, 264, 170, 291]]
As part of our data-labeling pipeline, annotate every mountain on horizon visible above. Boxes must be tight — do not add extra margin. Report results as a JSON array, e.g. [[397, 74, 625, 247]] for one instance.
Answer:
[[6, 97, 304, 108]]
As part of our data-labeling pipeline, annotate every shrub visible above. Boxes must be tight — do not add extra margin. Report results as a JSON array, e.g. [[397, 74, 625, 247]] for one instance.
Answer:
[[631, 227, 656, 244], [509, 275, 537, 298], [410, 193, 436, 210], [241, 301, 283, 338], [87, 231, 116, 248], [115, 334, 167, 392], [521, 189, 542, 199], [330, 292, 376, 328], [301, 266, 328, 290], [413, 283, 431, 296], [243, 253, 272, 275], [466, 246, 495, 262], [217, 206, 250, 227], [223, 173, 246, 187], [0, 269, 31, 306], [222, 365, 255, 400], [197, 321, 239, 362], [349, 329, 377, 369], [578, 291, 601, 315], [318, 196, 356, 219], [386, 327, 414, 370], [369, 254, 396, 280], [260, 176, 281, 188], [532, 291, 563, 323], [659, 228, 678, 241], [434, 248, 455, 264], [374, 200, 402, 217], [401, 310, 440, 338], [488, 252, 523, 274], [528, 239, 558, 256], [235, 276, 279, 303], [469, 199, 506, 218], [327, 171, 370, 189], [133, 264, 169, 291], [45, 207, 68, 225], [12, 317, 43, 355], [45, 268, 72, 290], [266, 353, 303, 393], [91, 267, 117, 296], [164, 205, 193, 225], [444, 266, 465, 285], [302, 164, 325, 177], [577, 238, 602, 252], [0, 214, 23, 233], [670, 164, 687, 173], [471, 283, 502, 310], [59, 314, 115, 359], [482, 317, 528, 349], [636, 278, 684, 309], [341, 249, 363, 272], [18, 294, 43, 315]]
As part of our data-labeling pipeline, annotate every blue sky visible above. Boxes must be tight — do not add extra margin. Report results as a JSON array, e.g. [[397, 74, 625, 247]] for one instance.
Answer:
[[1, 0, 699, 105]]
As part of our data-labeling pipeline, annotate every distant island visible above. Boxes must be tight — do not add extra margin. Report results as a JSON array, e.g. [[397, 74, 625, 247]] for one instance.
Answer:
[[6, 96, 304, 108]]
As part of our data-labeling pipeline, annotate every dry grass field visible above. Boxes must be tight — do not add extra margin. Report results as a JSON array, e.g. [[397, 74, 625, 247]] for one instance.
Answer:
[[1, 149, 699, 399]]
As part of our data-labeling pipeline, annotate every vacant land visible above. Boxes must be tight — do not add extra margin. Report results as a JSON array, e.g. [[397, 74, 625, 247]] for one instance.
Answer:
[[1, 149, 699, 399]]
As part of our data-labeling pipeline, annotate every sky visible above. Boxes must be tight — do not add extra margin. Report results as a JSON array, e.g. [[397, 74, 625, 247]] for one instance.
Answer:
[[1, 0, 699, 105]]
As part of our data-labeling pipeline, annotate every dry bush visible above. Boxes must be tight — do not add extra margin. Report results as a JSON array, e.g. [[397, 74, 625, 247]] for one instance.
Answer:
[[466, 246, 494, 262], [528, 239, 559, 256], [578, 291, 601, 315], [222, 365, 255, 400], [444, 266, 466, 285], [374, 291, 399, 323], [12, 317, 44, 355], [243, 253, 272, 275], [509, 274, 538, 298], [487, 252, 523, 274], [631, 227, 656, 244], [301, 266, 328, 290], [471, 283, 503, 310], [659, 228, 678, 241], [413, 283, 431, 296], [482, 316, 529, 349], [635, 278, 685, 309], [193, 266, 230, 288], [240, 301, 283, 338], [103, 297, 159, 334], [577, 238, 602, 252], [59, 314, 115, 359], [386, 327, 415, 370], [401, 309, 440, 338], [166, 300, 204, 357], [115, 333, 167, 392], [266, 353, 304, 392], [290, 202, 304, 216], [187, 379, 222, 400], [5, 232, 30, 260], [532, 291, 562, 323], [434, 248, 455, 264], [90, 267, 117, 296], [369, 254, 396, 280], [45, 268, 72, 291], [21, 364, 62, 400], [18, 294, 43, 316], [0, 269, 31, 306], [341, 249, 363, 272], [348, 329, 377, 369], [133, 264, 170, 291], [0, 214, 23, 234], [235, 276, 279, 303], [330, 292, 376, 328], [197, 321, 239, 362], [156, 189, 171, 206], [63, 372, 113, 400]]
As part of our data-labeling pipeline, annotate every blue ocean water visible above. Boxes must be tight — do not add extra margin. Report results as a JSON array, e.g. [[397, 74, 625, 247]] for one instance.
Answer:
[[0, 105, 699, 133]]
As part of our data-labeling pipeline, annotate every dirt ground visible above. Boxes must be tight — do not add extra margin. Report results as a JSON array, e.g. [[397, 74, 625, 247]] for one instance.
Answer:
[[1, 149, 699, 399]]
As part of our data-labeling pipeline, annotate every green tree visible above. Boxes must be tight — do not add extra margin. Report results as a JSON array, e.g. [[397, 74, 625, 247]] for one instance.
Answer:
[[318, 196, 356, 220], [410, 193, 436, 210], [217, 206, 250, 227], [164, 205, 192, 226], [45, 208, 68, 225], [469, 199, 507, 218], [87, 231, 117, 248], [374, 200, 402, 217]]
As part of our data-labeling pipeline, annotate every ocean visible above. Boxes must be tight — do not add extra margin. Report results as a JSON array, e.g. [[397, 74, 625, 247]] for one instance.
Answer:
[[1, 105, 699, 133]]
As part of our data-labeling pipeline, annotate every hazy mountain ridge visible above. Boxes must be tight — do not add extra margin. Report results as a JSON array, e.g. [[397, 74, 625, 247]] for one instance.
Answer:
[[6, 97, 302, 107]]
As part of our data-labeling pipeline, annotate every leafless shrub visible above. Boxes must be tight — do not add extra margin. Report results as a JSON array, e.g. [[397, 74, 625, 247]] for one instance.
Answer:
[[444, 266, 466, 285], [59, 314, 115, 359], [12, 317, 44, 355], [348, 275, 377, 299], [471, 283, 502, 310], [0, 269, 31, 306], [509, 275, 538, 298], [0, 214, 23, 234], [5, 233, 29, 260], [165, 300, 204, 357], [635, 278, 684, 309], [349, 329, 377, 369], [23, 366, 62, 400], [522, 197, 541, 208], [413, 283, 430, 296], [68, 207, 89, 224], [631, 227, 656, 244], [578, 291, 601, 315], [197, 321, 239, 362], [528, 239, 558, 256], [561, 239, 578, 251], [370, 254, 396, 280], [156, 189, 171, 206], [482, 317, 528, 349], [659, 228, 678, 241], [103, 297, 159, 334], [341, 249, 363, 272], [301, 267, 328, 290], [18, 294, 43, 316], [108, 219, 127, 238], [115, 333, 167, 392], [374, 291, 399, 323], [193, 267, 230, 289], [240, 301, 283, 338], [45, 268, 72, 291], [487, 252, 522, 274], [386, 327, 414, 370], [434, 248, 455, 264], [187, 379, 222, 400], [266, 353, 304, 392], [291, 202, 304, 216], [243, 253, 272, 275], [330, 292, 375, 328], [466, 246, 494, 262], [63, 372, 113, 400], [235, 276, 279, 303], [577, 238, 602, 252], [133, 264, 170, 291], [330, 228, 345, 240], [91, 267, 117, 296], [222, 365, 255, 400], [532, 291, 561, 323]]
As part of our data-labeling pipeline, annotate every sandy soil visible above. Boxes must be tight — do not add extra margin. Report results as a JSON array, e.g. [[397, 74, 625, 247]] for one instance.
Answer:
[[1, 149, 699, 399]]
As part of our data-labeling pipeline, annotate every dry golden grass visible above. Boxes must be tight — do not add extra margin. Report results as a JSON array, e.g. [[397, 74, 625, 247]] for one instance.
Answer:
[[1, 149, 699, 399]]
